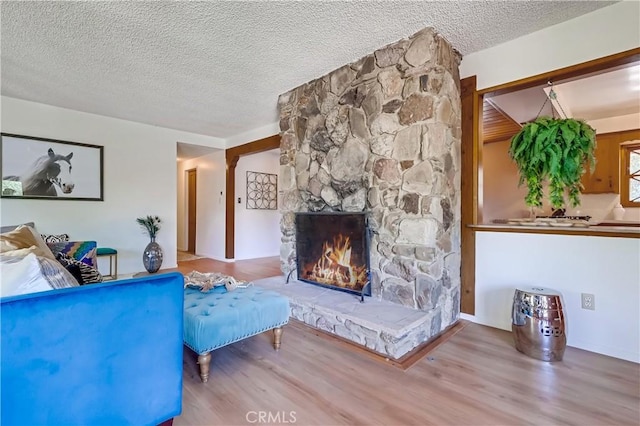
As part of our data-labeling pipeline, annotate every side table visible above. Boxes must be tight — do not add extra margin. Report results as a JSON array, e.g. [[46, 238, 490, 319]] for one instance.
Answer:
[[97, 247, 118, 280]]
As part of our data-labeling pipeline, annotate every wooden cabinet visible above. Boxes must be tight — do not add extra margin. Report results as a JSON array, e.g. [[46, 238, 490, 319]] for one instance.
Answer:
[[582, 132, 619, 193], [582, 129, 640, 194]]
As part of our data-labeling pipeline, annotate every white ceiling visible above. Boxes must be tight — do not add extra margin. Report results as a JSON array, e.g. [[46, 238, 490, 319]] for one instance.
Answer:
[[489, 63, 640, 125], [177, 142, 219, 162], [177, 143, 278, 163], [1, 1, 615, 140], [489, 85, 553, 124], [552, 64, 640, 120]]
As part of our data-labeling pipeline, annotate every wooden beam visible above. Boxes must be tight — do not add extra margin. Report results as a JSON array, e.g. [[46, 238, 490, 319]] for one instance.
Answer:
[[225, 154, 240, 259], [226, 134, 282, 159], [224, 134, 281, 259], [460, 76, 479, 315]]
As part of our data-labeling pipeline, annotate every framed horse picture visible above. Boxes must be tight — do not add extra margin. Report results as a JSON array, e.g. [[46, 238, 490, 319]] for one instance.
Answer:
[[0, 133, 104, 201]]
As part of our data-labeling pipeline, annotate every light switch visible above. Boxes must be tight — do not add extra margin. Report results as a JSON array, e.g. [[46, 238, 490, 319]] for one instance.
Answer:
[[237, 197, 241, 204]]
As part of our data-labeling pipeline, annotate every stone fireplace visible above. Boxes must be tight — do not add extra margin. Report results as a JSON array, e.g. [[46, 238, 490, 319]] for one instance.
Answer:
[[276, 27, 462, 359]]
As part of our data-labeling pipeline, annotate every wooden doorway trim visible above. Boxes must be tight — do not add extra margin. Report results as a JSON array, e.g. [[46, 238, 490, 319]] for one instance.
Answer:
[[186, 168, 197, 254], [479, 47, 640, 96], [460, 75, 481, 315], [225, 134, 281, 259], [460, 47, 640, 315]]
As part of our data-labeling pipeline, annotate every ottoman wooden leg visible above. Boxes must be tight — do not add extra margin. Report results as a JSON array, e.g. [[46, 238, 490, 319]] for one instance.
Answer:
[[197, 352, 211, 383], [273, 327, 283, 350]]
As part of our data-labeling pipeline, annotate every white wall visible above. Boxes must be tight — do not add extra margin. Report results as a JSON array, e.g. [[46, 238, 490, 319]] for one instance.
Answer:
[[461, 1, 640, 362], [1, 96, 224, 275], [225, 122, 280, 149], [475, 232, 640, 363], [176, 151, 226, 260], [589, 113, 640, 135], [460, 1, 640, 90], [579, 194, 640, 222], [234, 150, 281, 260]]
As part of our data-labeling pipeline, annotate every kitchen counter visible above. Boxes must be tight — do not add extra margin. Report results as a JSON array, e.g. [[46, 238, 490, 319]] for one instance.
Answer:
[[471, 222, 640, 238], [591, 220, 640, 227]]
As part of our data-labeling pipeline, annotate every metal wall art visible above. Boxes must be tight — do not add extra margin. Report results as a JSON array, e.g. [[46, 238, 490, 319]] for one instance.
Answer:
[[246, 171, 277, 210]]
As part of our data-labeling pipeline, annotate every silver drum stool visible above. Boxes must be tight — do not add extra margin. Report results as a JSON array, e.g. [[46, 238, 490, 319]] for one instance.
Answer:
[[512, 287, 566, 361]]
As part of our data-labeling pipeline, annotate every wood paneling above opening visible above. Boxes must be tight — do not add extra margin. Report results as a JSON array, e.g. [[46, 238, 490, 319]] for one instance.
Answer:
[[482, 98, 521, 144]]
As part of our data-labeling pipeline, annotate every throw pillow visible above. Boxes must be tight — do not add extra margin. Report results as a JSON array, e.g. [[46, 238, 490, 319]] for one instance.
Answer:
[[47, 241, 98, 268], [56, 252, 103, 285], [0, 253, 54, 297], [0, 222, 35, 234], [40, 233, 70, 243], [36, 255, 80, 289], [0, 225, 56, 261], [0, 246, 43, 257], [63, 262, 84, 285]]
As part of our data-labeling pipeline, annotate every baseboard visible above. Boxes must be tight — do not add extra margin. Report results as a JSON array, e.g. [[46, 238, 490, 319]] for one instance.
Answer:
[[460, 312, 476, 322], [289, 319, 468, 370], [210, 256, 235, 263]]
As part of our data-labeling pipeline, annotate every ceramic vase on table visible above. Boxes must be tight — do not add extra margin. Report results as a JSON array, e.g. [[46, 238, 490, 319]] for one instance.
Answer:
[[143, 237, 164, 273]]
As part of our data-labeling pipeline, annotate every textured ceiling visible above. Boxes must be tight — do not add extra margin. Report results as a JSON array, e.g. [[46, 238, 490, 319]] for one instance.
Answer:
[[0, 1, 615, 140]]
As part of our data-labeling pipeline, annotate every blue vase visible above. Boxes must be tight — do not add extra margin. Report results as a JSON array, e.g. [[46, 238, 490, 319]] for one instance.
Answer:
[[143, 237, 163, 273]]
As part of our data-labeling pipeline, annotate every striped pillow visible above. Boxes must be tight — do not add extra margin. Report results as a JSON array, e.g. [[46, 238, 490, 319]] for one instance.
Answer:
[[40, 234, 70, 243], [36, 256, 80, 289], [56, 253, 103, 285]]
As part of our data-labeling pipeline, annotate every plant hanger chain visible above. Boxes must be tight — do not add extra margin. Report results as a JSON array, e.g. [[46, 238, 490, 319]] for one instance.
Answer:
[[535, 81, 569, 120]]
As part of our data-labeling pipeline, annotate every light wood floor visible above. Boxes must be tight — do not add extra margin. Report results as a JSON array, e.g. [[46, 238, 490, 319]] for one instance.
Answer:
[[172, 256, 283, 282], [173, 257, 640, 426]]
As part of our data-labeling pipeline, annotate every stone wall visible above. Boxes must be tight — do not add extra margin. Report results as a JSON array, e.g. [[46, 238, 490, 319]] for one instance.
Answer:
[[278, 28, 462, 331]]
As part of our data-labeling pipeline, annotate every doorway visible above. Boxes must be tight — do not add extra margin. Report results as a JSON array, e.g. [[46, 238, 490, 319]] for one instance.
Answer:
[[187, 168, 197, 254], [224, 135, 280, 259]]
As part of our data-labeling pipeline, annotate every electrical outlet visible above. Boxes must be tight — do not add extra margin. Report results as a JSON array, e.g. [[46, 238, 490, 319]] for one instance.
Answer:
[[581, 293, 595, 310]]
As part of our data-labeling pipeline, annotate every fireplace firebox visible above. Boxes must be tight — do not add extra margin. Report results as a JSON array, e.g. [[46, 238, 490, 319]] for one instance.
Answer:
[[295, 212, 371, 297]]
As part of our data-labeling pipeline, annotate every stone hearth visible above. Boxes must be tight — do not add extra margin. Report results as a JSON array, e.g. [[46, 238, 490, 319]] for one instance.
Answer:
[[254, 276, 440, 359], [277, 27, 462, 357]]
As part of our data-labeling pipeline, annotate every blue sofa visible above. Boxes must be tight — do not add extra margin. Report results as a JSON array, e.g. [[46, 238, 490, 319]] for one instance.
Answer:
[[1, 272, 185, 426]]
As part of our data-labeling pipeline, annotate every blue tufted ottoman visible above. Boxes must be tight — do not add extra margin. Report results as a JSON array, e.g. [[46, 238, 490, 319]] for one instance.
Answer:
[[183, 285, 289, 382]]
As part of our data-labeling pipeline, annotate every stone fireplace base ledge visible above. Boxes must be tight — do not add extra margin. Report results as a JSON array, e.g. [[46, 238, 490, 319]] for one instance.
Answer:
[[253, 275, 452, 360]]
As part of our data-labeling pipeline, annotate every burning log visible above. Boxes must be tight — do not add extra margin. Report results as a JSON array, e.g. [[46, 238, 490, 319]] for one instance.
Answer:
[[306, 234, 366, 289]]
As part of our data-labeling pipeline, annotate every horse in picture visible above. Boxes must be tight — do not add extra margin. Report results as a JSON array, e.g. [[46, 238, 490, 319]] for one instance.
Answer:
[[3, 148, 75, 197]]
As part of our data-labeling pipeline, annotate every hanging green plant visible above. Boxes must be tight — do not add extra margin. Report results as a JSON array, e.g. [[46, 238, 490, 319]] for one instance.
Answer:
[[509, 116, 596, 209]]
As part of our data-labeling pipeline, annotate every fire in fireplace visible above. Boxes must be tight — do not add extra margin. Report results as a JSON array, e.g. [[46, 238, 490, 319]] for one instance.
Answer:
[[295, 212, 370, 296]]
